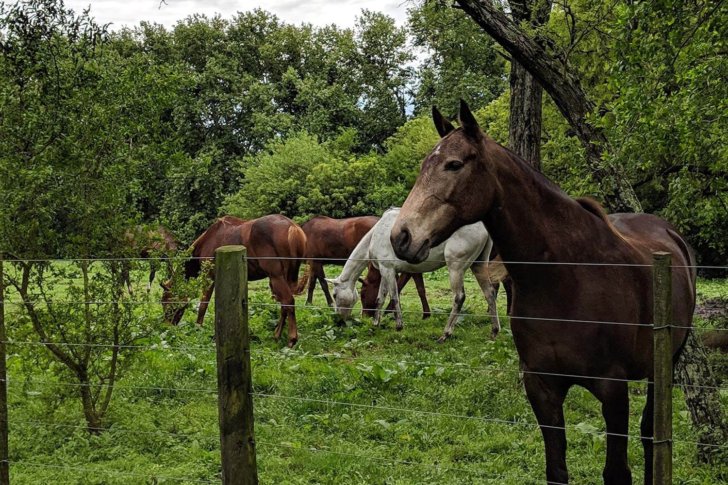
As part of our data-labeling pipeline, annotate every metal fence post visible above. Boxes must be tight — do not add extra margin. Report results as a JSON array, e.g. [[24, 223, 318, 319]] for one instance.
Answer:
[[214, 246, 258, 485], [0, 253, 9, 485], [653, 251, 673, 485]]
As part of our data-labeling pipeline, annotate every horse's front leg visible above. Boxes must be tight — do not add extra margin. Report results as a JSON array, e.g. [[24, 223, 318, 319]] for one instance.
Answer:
[[472, 264, 501, 339], [373, 268, 394, 328], [439, 266, 465, 343], [523, 372, 569, 484], [196, 283, 215, 326], [389, 271, 404, 331], [147, 260, 159, 293]]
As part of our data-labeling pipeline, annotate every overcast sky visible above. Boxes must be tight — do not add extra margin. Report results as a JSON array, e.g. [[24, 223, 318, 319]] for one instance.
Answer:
[[65, 0, 411, 30]]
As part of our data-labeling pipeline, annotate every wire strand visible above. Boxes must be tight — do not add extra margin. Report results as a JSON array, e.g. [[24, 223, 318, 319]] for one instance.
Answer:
[[3, 255, 726, 269]]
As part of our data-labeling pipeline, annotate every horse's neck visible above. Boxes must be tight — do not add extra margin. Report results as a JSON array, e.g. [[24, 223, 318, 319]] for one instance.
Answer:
[[483, 147, 613, 269], [338, 229, 373, 286]]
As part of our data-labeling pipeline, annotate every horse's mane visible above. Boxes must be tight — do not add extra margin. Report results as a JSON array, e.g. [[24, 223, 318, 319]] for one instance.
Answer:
[[575, 197, 630, 244], [185, 216, 243, 279]]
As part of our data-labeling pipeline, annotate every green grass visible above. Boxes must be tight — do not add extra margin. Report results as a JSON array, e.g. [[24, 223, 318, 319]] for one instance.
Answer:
[[4, 268, 728, 484]]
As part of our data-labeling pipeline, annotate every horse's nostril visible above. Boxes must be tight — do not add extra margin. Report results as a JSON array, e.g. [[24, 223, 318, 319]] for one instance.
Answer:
[[397, 227, 411, 250]]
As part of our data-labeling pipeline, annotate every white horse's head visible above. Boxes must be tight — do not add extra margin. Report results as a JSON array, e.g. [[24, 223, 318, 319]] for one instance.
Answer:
[[326, 277, 357, 318]]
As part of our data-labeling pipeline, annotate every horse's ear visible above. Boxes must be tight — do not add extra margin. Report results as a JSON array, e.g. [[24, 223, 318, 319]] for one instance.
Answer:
[[324, 278, 336, 286], [432, 106, 455, 138], [458, 99, 481, 139]]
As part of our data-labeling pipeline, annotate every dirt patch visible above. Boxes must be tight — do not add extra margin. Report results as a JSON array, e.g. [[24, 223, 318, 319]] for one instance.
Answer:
[[695, 297, 728, 322]]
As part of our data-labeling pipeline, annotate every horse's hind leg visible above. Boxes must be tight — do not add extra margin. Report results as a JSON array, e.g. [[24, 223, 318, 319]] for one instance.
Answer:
[[317, 264, 334, 307], [594, 380, 632, 485], [641, 383, 654, 484], [270, 276, 297, 346], [306, 262, 319, 305], [439, 266, 465, 343], [523, 373, 569, 484], [472, 264, 501, 339]]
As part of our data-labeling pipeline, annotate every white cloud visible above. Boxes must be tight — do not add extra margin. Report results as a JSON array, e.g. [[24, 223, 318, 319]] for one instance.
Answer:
[[66, 0, 410, 30]]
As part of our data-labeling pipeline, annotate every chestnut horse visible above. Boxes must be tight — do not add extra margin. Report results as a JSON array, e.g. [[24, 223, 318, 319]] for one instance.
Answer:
[[122, 225, 178, 293], [390, 101, 695, 484], [163, 215, 308, 346], [301, 215, 431, 318]]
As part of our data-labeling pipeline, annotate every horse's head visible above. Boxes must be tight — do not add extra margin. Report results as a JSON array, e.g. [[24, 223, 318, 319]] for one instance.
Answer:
[[326, 277, 358, 319], [160, 279, 189, 325], [391, 100, 495, 263]]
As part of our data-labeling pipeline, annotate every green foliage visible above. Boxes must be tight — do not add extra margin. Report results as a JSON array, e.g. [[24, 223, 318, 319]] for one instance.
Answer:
[[409, 0, 507, 115], [223, 131, 402, 221], [602, 0, 728, 265]]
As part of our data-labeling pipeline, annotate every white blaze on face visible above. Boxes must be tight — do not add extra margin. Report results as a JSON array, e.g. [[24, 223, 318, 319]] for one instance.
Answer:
[[433, 142, 443, 156]]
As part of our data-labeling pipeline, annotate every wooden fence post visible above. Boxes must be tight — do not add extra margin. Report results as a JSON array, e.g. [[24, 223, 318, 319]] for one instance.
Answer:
[[0, 253, 9, 485], [653, 251, 673, 485], [214, 246, 258, 485]]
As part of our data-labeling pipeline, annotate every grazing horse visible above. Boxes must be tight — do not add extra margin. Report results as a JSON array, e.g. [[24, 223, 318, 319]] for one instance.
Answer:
[[329, 208, 504, 341], [122, 225, 178, 293], [389, 101, 696, 484], [301, 215, 431, 318], [162, 215, 309, 347]]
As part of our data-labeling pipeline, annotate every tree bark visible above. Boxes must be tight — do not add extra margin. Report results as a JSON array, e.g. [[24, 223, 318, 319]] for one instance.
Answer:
[[675, 331, 728, 462], [454, 0, 642, 212], [507, 0, 551, 169]]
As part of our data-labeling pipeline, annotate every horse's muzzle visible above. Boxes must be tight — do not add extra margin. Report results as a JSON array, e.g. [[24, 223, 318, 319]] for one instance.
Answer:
[[391, 224, 430, 264]]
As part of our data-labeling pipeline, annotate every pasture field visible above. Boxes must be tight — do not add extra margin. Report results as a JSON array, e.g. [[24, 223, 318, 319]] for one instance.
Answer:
[[4, 265, 728, 484]]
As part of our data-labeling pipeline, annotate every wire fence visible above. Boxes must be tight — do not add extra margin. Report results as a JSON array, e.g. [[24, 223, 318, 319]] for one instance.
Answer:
[[1, 255, 727, 483]]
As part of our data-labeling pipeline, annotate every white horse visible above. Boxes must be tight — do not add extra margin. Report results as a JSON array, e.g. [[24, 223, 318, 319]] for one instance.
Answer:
[[327, 208, 503, 341]]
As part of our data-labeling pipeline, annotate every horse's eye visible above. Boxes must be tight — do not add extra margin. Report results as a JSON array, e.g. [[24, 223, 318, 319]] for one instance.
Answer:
[[444, 160, 464, 171]]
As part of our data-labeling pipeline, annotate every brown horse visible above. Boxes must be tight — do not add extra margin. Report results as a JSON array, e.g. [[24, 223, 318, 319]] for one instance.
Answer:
[[390, 101, 696, 484], [163, 215, 309, 347], [122, 225, 178, 293], [301, 215, 431, 318]]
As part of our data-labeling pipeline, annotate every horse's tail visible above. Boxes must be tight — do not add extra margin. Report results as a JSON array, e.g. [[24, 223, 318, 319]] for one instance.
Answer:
[[481, 256, 509, 284], [666, 228, 697, 363], [287, 224, 309, 295]]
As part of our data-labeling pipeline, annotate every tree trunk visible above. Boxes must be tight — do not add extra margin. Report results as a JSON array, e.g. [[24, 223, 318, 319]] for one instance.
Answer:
[[507, 0, 551, 170], [675, 331, 727, 462], [454, 0, 642, 213]]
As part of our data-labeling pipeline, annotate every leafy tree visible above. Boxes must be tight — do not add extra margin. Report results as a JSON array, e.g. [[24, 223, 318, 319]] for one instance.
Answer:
[[0, 0, 155, 431], [408, 0, 507, 115]]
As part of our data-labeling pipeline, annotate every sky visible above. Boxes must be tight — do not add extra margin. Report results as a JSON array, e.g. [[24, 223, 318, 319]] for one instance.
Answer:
[[65, 0, 411, 30]]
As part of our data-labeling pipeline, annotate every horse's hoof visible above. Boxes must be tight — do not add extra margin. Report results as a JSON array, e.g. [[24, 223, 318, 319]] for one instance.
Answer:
[[491, 328, 500, 340], [396, 325, 404, 332], [422, 313, 431, 320], [437, 335, 448, 344], [287, 338, 298, 348]]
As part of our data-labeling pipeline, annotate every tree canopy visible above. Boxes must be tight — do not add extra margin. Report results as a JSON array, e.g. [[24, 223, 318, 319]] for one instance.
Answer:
[[0, 0, 725, 265]]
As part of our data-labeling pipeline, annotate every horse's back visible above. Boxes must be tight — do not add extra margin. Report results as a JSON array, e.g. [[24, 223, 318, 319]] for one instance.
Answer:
[[610, 213, 696, 355], [303, 215, 380, 260], [246, 215, 305, 282]]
